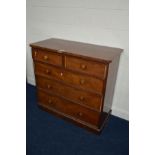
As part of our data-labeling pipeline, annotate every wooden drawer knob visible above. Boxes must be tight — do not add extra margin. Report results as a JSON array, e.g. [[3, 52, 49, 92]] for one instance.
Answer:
[[47, 84, 51, 89], [60, 72, 63, 76], [45, 69, 50, 74], [80, 79, 85, 85], [80, 64, 87, 70], [79, 96, 85, 101], [78, 112, 83, 117], [44, 55, 48, 60], [48, 99, 52, 104]]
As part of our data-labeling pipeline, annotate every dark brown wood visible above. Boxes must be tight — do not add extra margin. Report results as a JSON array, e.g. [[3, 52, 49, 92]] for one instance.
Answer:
[[30, 38, 122, 61], [37, 90, 100, 126], [36, 75, 102, 111], [38, 104, 111, 134], [32, 48, 62, 66], [34, 62, 104, 93], [30, 38, 122, 134], [65, 55, 107, 78]]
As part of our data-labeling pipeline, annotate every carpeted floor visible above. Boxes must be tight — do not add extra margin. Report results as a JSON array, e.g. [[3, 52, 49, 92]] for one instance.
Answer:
[[26, 84, 129, 155]]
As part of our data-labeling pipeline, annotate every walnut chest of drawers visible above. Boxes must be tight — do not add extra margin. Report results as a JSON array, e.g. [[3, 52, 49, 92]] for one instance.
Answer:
[[30, 38, 123, 134]]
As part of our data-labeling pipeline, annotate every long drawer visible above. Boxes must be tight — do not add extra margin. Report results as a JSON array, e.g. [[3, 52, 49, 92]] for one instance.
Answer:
[[37, 90, 100, 126], [36, 76, 102, 111], [34, 62, 104, 93]]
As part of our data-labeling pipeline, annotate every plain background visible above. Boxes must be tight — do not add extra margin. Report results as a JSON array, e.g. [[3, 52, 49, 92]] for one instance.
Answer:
[[26, 0, 129, 120], [0, 0, 155, 155]]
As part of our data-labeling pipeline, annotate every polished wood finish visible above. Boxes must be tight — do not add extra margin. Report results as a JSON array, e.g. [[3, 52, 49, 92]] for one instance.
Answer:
[[34, 62, 104, 93], [38, 104, 111, 134], [32, 48, 62, 66], [38, 90, 100, 126], [30, 38, 122, 61], [65, 55, 107, 78], [36, 75, 102, 111], [30, 38, 123, 134]]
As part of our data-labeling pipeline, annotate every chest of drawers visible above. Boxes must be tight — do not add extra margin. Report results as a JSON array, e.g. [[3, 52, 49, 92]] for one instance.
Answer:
[[30, 38, 123, 134]]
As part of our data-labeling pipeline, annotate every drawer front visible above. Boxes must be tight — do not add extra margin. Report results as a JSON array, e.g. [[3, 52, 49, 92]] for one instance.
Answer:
[[32, 48, 62, 66], [36, 76, 102, 111], [38, 90, 100, 126], [65, 56, 107, 78], [34, 62, 104, 93]]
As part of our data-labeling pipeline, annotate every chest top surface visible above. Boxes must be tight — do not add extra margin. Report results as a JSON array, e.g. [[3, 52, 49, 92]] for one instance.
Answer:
[[30, 38, 123, 62]]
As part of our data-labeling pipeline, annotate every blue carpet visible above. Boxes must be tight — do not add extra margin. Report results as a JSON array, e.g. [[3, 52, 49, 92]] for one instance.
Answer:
[[26, 84, 129, 155]]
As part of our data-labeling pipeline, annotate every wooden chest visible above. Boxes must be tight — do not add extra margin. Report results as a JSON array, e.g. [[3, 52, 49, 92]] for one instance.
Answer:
[[30, 38, 123, 134]]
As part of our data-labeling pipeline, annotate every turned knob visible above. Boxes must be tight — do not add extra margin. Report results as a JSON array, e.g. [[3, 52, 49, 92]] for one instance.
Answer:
[[79, 96, 85, 101], [80, 79, 85, 85], [47, 84, 51, 89], [45, 69, 50, 74], [48, 99, 52, 104], [80, 64, 87, 70], [78, 112, 83, 117], [44, 55, 48, 60]]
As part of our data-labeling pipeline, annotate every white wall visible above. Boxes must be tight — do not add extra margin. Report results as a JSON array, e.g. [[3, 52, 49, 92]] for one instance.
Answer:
[[26, 0, 129, 120]]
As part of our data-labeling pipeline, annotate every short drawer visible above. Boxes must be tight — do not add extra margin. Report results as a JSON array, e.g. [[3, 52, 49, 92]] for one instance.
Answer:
[[36, 76, 102, 111], [65, 56, 107, 78], [32, 48, 62, 66], [38, 90, 100, 126], [34, 62, 104, 93]]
